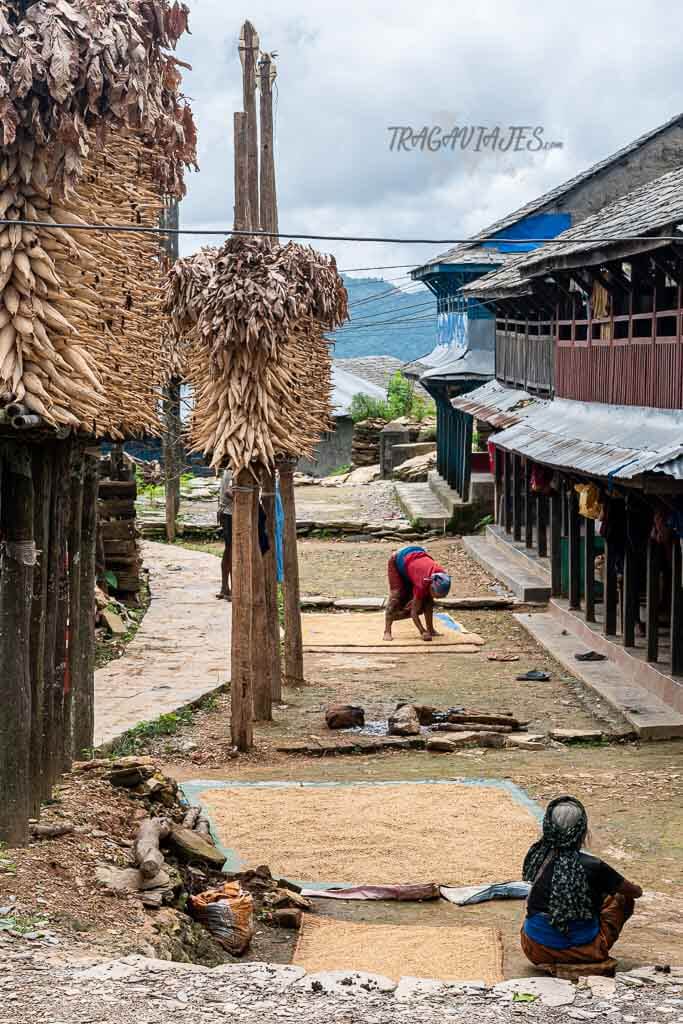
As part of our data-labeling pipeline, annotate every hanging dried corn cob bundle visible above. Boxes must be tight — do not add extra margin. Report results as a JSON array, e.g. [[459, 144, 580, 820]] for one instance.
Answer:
[[164, 236, 348, 472], [0, 0, 197, 436]]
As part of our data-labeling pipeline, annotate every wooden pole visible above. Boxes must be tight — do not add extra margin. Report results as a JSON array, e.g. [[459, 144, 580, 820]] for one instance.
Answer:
[[512, 454, 523, 543], [234, 112, 250, 231], [0, 443, 35, 846], [524, 461, 533, 549], [162, 198, 182, 544], [584, 515, 596, 623], [671, 539, 683, 676], [259, 53, 278, 238], [279, 460, 304, 685], [240, 21, 261, 231], [230, 468, 255, 751], [623, 537, 637, 648], [73, 450, 98, 756], [568, 488, 581, 610], [503, 452, 512, 533], [29, 444, 52, 816], [604, 538, 618, 636], [646, 539, 660, 663], [43, 443, 69, 796], [251, 471, 272, 721], [262, 469, 282, 702], [537, 494, 548, 559], [550, 491, 562, 597], [63, 442, 85, 768]]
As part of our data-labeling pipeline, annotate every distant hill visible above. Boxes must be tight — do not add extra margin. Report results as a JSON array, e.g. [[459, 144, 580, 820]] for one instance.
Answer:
[[329, 276, 437, 362]]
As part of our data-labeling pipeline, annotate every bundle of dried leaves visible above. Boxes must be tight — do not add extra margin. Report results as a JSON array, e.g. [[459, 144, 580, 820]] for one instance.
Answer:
[[165, 237, 348, 471]]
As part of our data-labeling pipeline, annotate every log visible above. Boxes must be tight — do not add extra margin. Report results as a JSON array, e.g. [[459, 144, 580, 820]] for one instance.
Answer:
[[279, 462, 304, 685], [100, 520, 136, 540], [252, 470, 272, 722], [99, 480, 137, 500], [447, 712, 522, 729], [230, 467, 254, 751], [134, 817, 171, 879], [0, 444, 35, 846], [261, 470, 282, 703], [432, 722, 514, 735], [98, 499, 137, 519], [29, 822, 75, 839]]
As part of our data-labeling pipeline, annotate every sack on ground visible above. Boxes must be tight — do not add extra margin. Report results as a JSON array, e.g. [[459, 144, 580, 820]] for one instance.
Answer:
[[190, 881, 255, 954]]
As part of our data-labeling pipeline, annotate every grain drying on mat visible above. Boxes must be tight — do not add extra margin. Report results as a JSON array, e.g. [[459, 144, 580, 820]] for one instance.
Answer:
[[294, 916, 505, 984], [0, 0, 197, 437], [164, 237, 348, 471], [200, 782, 539, 885]]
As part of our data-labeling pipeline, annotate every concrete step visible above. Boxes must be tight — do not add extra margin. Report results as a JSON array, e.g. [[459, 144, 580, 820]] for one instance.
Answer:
[[485, 524, 552, 578], [394, 482, 450, 530], [463, 535, 551, 603], [515, 612, 683, 740]]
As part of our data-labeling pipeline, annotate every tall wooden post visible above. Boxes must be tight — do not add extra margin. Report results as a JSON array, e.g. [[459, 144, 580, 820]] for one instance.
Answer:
[[63, 442, 85, 767], [239, 21, 260, 231], [0, 444, 35, 846], [603, 538, 618, 637], [568, 487, 581, 610], [162, 199, 182, 544], [584, 516, 596, 623], [43, 443, 69, 796], [524, 461, 534, 549], [234, 113, 250, 231], [646, 539, 660, 663], [279, 459, 304, 685], [503, 452, 512, 533], [537, 494, 548, 559], [29, 444, 53, 815], [259, 53, 278, 237], [512, 454, 523, 543], [550, 491, 562, 597], [623, 540, 637, 648], [73, 450, 98, 756], [262, 469, 282, 702], [671, 540, 683, 676], [251, 471, 272, 722], [230, 468, 255, 751]]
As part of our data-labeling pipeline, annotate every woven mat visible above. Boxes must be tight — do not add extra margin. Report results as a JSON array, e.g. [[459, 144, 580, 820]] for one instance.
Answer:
[[293, 915, 504, 984], [301, 612, 485, 650], [201, 782, 538, 886]]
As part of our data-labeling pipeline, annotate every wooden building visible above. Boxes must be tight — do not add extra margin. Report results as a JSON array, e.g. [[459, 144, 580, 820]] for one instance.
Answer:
[[408, 113, 683, 513], [463, 167, 683, 707]]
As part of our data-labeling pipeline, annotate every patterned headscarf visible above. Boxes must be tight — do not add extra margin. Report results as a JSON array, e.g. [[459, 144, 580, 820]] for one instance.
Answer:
[[523, 795, 594, 935]]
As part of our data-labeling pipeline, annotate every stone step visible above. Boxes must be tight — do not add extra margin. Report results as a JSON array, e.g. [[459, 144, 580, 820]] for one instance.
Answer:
[[394, 482, 451, 530], [485, 524, 551, 578], [515, 612, 683, 740], [463, 535, 551, 603]]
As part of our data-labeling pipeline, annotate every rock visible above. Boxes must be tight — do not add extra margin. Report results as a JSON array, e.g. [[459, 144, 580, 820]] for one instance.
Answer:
[[95, 865, 171, 894], [395, 977, 448, 1002], [268, 908, 302, 929], [617, 975, 645, 987], [413, 705, 436, 726], [427, 733, 479, 752], [505, 734, 546, 751], [586, 975, 617, 998], [101, 608, 127, 636], [495, 977, 576, 1007], [168, 826, 226, 868], [388, 704, 421, 737], [95, 586, 109, 610], [325, 704, 365, 730], [212, 963, 306, 990], [476, 732, 507, 749], [333, 597, 386, 610], [300, 596, 334, 609], [550, 729, 604, 744], [345, 465, 381, 485], [296, 970, 397, 995]]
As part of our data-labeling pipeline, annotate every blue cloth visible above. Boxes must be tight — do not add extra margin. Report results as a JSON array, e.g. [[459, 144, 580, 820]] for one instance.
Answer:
[[394, 545, 425, 577], [275, 483, 284, 584], [524, 912, 599, 950]]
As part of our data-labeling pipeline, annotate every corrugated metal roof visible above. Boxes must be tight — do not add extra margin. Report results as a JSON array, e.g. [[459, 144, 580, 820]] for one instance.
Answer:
[[491, 398, 683, 481], [420, 346, 495, 382], [331, 365, 387, 418], [459, 253, 533, 300], [414, 112, 683, 274], [450, 380, 546, 427]]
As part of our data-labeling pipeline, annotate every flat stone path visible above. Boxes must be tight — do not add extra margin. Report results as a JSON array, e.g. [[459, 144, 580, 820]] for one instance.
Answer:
[[94, 541, 230, 749]]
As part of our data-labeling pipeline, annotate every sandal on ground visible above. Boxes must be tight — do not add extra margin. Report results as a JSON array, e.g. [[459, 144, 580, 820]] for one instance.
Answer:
[[516, 670, 551, 682], [575, 651, 607, 662]]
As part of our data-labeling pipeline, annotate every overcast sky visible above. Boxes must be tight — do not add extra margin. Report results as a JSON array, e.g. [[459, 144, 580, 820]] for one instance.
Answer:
[[175, 0, 681, 282]]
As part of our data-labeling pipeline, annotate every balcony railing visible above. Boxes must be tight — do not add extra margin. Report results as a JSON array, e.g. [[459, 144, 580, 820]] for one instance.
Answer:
[[495, 320, 555, 395]]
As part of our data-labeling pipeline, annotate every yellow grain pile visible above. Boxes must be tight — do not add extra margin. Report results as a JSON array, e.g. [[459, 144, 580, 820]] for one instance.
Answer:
[[165, 238, 348, 471], [0, 0, 196, 437]]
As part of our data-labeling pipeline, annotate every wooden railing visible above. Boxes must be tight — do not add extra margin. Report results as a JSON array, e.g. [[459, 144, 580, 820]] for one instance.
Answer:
[[495, 321, 554, 395]]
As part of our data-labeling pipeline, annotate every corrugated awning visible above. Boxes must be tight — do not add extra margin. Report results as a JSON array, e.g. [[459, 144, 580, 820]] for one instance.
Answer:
[[491, 398, 683, 481], [450, 380, 546, 428]]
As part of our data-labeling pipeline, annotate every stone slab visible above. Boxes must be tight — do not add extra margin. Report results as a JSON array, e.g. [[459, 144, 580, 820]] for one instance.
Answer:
[[94, 542, 230, 750], [394, 481, 451, 530], [464, 535, 551, 603], [333, 597, 386, 610], [515, 612, 683, 740], [550, 728, 604, 744]]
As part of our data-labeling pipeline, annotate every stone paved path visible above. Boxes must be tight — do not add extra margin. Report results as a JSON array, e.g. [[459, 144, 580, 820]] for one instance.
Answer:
[[94, 542, 230, 749]]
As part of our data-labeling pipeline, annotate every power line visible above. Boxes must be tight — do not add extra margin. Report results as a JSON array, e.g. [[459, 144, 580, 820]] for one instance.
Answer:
[[3, 217, 682, 246], [348, 299, 436, 323], [341, 264, 419, 273]]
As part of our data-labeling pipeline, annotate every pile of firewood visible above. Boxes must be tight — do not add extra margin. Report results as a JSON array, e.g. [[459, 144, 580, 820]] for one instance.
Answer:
[[352, 418, 385, 467], [0, 0, 197, 437], [165, 237, 348, 471]]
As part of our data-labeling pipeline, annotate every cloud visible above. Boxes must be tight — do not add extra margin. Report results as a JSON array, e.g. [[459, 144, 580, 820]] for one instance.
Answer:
[[176, 0, 681, 275]]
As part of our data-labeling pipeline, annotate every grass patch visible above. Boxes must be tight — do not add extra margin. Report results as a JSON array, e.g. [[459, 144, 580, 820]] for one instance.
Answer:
[[94, 579, 151, 671], [0, 912, 51, 936], [109, 709, 195, 757], [0, 843, 16, 875], [329, 464, 352, 477]]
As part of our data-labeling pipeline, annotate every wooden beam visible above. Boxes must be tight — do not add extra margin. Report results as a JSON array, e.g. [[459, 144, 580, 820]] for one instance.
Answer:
[[279, 461, 304, 685], [240, 21, 260, 231], [646, 539, 660, 664], [234, 112, 250, 231], [623, 540, 637, 648], [503, 452, 512, 533], [671, 540, 683, 676], [29, 444, 53, 816], [550, 492, 562, 596], [261, 470, 282, 703], [63, 443, 85, 768], [537, 494, 548, 558], [603, 538, 618, 637], [0, 444, 35, 846], [584, 516, 596, 623], [73, 451, 98, 757], [524, 461, 533, 549], [568, 487, 581, 610], [512, 454, 523, 543], [230, 468, 255, 752], [259, 54, 278, 238]]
